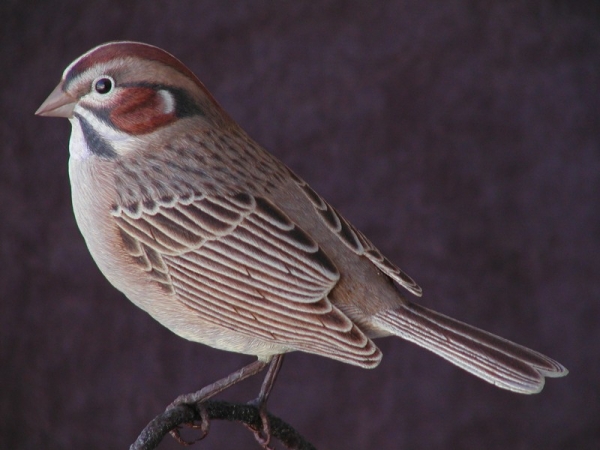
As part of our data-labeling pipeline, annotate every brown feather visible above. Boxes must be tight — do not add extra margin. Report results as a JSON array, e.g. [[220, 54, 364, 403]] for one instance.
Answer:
[[115, 192, 381, 368]]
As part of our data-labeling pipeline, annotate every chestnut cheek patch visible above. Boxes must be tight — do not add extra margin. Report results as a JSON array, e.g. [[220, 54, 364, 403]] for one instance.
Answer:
[[110, 87, 177, 135]]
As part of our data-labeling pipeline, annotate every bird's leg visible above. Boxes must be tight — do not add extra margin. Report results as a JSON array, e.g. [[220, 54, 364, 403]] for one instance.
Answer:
[[246, 354, 285, 449], [167, 359, 269, 444], [168, 359, 269, 408]]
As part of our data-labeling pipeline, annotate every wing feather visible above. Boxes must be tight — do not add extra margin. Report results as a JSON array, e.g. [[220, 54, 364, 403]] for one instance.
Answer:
[[290, 171, 423, 296], [113, 193, 380, 367]]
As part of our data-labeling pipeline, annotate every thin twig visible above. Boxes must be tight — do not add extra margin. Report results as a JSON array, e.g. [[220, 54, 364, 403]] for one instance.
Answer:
[[130, 400, 317, 450]]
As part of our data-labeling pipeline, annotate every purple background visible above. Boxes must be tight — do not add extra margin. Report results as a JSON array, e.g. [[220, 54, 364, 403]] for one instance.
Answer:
[[2, 1, 598, 449]]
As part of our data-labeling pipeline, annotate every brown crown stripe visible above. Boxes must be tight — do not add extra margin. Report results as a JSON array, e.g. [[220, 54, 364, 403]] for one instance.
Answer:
[[64, 43, 220, 106], [67, 42, 197, 83]]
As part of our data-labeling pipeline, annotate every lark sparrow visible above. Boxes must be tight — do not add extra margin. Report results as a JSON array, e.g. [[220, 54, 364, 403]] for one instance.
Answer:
[[36, 42, 567, 417]]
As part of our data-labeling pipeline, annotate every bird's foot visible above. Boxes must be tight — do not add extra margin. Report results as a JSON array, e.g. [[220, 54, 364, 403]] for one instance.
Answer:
[[169, 403, 210, 446], [244, 398, 273, 449]]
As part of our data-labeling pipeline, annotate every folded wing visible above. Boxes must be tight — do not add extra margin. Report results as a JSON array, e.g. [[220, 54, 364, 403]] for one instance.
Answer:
[[112, 192, 382, 367]]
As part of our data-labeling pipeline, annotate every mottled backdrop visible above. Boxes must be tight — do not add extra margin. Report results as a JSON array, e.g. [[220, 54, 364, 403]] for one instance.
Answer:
[[1, 1, 598, 449]]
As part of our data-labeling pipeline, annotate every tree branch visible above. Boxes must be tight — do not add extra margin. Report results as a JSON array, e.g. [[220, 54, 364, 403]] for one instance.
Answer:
[[130, 400, 317, 450]]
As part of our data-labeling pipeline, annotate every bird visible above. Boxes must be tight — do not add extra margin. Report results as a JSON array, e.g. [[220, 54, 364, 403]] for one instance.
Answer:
[[36, 41, 567, 445]]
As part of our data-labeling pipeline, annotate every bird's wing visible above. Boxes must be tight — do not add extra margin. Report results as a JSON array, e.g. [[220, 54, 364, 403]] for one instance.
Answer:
[[288, 170, 423, 297], [112, 192, 381, 367]]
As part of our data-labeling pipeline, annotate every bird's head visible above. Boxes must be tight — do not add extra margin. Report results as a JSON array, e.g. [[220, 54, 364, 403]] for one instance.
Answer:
[[36, 41, 230, 159]]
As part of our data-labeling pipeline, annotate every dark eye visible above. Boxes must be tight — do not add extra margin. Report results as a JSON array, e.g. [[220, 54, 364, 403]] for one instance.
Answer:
[[94, 77, 113, 94]]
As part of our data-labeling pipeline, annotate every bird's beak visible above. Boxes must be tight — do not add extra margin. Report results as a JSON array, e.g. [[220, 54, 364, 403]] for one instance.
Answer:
[[35, 82, 77, 118]]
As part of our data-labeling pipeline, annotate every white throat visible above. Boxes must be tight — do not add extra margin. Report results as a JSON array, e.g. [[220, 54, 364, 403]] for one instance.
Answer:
[[68, 117, 91, 161]]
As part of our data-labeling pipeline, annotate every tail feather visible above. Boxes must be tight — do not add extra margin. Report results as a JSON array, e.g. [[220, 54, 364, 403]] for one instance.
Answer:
[[371, 302, 567, 394]]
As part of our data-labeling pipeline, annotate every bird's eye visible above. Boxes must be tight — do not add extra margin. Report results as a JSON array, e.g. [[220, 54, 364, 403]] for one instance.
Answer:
[[93, 77, 114, 94]]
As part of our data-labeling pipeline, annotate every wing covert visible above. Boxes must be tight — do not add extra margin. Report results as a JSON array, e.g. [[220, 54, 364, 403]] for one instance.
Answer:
[[112, 192, 381, 367]]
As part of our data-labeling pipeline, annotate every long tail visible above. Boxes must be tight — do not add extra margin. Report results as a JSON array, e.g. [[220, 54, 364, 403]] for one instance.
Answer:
[[371, 302, 567, 394]]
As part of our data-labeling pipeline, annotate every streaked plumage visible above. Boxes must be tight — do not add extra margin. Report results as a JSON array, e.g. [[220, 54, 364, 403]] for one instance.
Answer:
[[37, 42, 567, 401]]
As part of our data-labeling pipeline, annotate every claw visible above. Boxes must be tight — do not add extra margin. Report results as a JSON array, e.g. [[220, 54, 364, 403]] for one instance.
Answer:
[[246, 401, 272, 448], [169, 426, 195, 446], [169, 404, 211, 446]]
